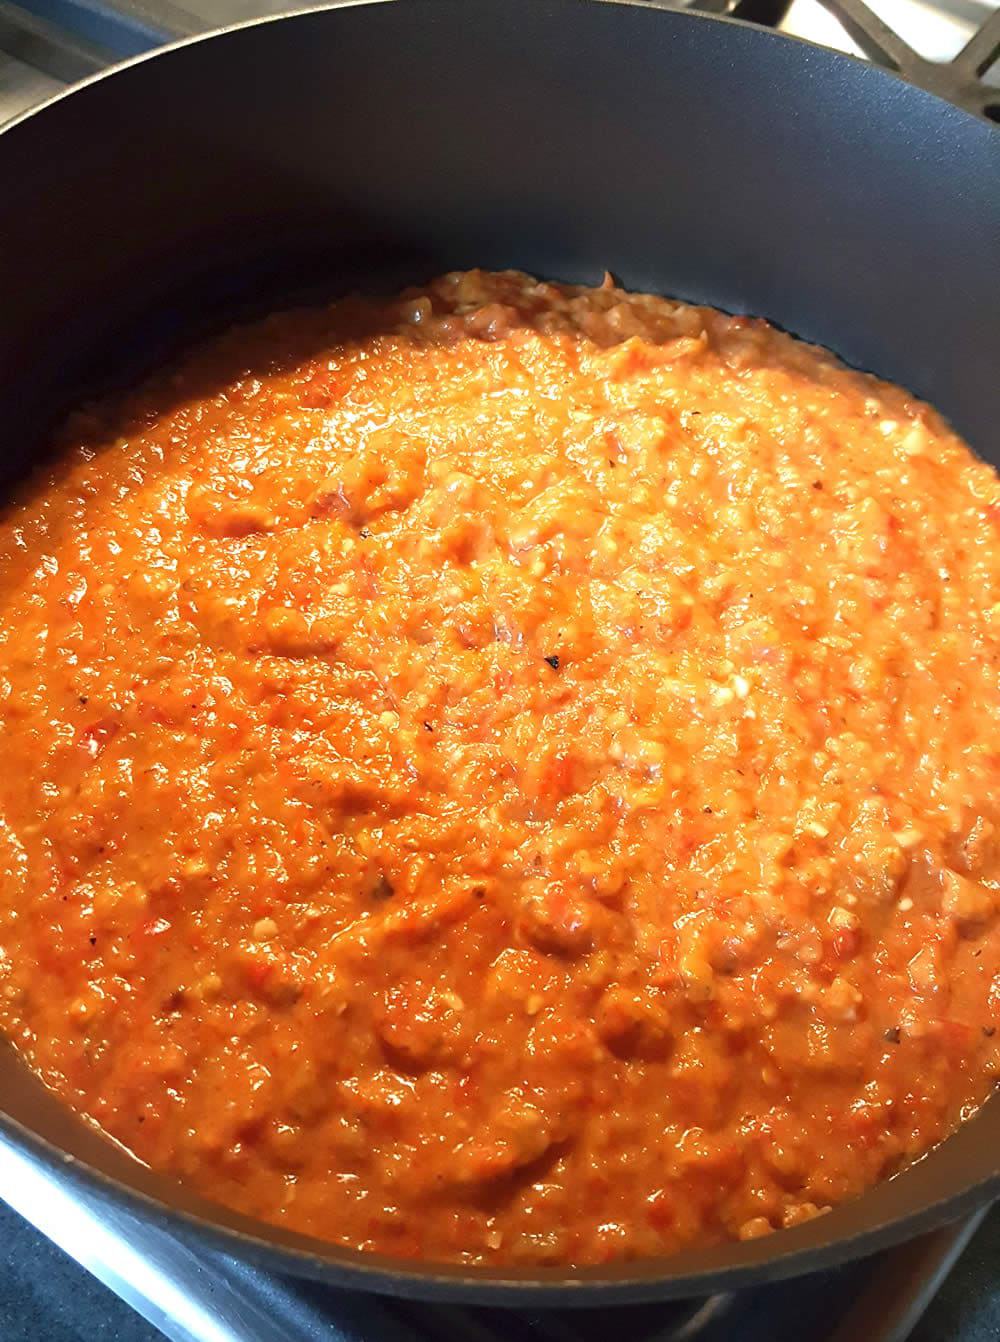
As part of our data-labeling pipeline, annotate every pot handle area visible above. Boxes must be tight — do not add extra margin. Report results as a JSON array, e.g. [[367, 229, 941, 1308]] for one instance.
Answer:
[[0, 0, 196, 123], [816, 0, 1000, 122]]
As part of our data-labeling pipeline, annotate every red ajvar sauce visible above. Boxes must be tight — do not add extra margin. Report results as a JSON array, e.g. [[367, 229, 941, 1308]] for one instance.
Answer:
[[0, 270, 997, 1266]]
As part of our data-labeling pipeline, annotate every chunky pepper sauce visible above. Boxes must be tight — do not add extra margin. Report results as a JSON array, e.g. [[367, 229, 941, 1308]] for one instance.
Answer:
[[0, 271, 998, 1266]]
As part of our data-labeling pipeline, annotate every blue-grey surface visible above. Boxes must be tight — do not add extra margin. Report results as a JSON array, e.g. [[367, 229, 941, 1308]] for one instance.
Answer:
[[1, 1198, 998, 1342], [1, 1198, 157, 1341], [911, 1208, 1000, 1342]]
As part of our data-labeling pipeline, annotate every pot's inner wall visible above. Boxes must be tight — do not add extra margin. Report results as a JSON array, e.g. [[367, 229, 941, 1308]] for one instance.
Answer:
[[0, 0, 997, 488]]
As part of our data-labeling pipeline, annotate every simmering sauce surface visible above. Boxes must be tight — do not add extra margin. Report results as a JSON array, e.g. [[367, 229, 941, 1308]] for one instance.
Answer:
[[0, 271, 998, 1266]]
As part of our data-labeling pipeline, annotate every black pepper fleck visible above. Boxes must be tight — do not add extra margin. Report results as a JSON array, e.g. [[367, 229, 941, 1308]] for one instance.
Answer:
[[372, 873, 394, 901], [984, 1026, 996, 1038], [89, 935, 97, 946], [359, 527, 371, 539], [884, 1026, 902, 1044], [423, 720, 433, 732], [544, 655, 560, 670], [812, 480, 824, 491]]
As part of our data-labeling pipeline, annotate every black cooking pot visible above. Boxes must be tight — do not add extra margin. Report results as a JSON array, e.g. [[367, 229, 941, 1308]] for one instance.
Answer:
[[0, 0, 998, 1306]]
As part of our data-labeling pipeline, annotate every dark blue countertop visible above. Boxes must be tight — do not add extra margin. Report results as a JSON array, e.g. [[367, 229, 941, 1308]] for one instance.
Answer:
[[2, 1198, 999, 1342]]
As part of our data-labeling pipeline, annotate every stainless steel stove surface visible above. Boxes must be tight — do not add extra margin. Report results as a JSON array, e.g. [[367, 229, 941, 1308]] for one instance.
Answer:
[[1, 1, 998, 1338]]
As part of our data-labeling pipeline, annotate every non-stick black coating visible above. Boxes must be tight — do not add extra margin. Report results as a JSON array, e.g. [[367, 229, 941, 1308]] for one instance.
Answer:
[[0, 0, 998, 1305]]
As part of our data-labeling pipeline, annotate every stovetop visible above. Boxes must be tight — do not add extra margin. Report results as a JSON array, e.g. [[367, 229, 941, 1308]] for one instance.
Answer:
[[1, 0, 998, 1338]]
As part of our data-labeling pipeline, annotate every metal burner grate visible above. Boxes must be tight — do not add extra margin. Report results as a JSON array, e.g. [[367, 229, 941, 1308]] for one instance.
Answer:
[[819, 0, 1000, 113]]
